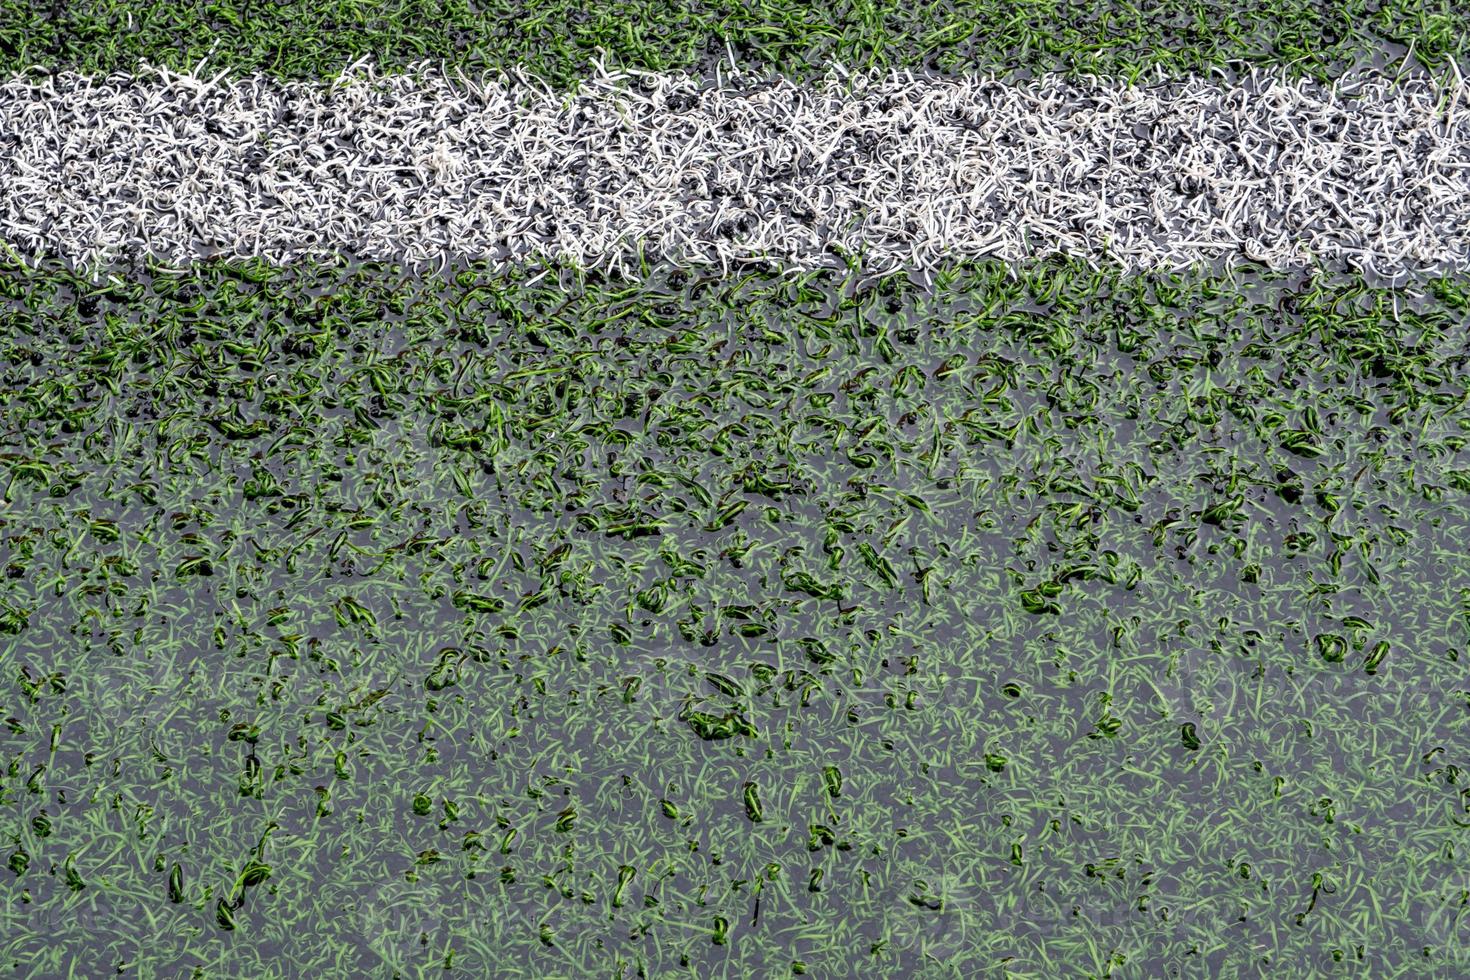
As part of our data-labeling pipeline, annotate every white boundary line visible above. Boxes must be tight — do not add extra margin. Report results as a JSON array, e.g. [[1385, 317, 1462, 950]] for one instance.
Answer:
[[1, 60, 1467, 277]]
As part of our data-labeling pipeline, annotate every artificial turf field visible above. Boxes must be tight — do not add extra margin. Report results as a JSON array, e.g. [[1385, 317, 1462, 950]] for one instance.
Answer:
[[2, 6, 1470, 979], [0, 0, 1463, 85]]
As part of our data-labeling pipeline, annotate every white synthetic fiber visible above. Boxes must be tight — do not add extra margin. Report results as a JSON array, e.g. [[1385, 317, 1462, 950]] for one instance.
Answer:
[[2, 59, 1468, 277]]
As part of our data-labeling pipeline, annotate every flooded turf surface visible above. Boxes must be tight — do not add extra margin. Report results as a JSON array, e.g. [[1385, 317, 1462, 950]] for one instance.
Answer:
[[2, 256, 1470, 976]]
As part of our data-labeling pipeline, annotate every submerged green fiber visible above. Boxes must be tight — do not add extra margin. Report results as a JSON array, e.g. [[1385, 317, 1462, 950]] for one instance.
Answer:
[[1, 256, 1469, 975]]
